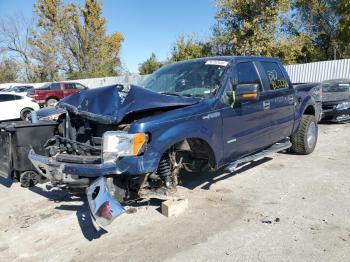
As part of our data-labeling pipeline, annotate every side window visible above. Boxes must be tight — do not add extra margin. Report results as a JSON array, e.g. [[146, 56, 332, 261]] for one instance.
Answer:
[[13, 95, 23, 100], [261, 62, 288, 90], [222, 62, 262, 105], [235, 62, 262, 90], [0, 94, 15, 102], [64, 83, 76, 90], [50, 83, 60, 90]]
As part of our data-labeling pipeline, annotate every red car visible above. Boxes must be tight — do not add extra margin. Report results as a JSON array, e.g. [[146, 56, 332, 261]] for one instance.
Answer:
[[28, 82, 88, 107]]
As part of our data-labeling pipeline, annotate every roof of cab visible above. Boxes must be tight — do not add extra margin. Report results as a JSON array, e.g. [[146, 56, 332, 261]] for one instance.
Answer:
[[169, 56, 280, 65]]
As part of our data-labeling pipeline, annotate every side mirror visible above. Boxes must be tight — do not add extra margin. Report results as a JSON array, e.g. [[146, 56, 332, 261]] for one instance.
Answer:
[[235, 83, 259, 103]]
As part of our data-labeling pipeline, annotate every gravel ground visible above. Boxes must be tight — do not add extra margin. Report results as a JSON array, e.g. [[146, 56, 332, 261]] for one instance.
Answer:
[[0, 123, 349, 262]]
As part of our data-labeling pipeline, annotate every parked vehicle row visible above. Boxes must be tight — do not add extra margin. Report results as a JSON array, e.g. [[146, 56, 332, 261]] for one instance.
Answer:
[[0, 82, 87, 122], [0, 85, 34, 95]]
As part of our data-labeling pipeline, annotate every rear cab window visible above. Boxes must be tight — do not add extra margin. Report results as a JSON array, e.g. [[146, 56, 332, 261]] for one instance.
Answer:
[[260, 61, 288, 91]]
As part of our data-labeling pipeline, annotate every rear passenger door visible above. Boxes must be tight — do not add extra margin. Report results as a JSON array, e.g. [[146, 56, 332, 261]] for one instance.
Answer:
[[257, 61, 295, 143]]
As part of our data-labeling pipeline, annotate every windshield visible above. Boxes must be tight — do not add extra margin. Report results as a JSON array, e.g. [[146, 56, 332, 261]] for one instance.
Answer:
[[142, 60, 228, 97], [322, 80, 350, 93]]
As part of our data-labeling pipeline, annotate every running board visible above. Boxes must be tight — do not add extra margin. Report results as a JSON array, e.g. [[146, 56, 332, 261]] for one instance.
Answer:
[[226, 139, 292, 173]]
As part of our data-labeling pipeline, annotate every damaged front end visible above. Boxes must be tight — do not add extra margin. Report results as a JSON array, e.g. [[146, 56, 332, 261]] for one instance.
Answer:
[[28, 84, 199, 226]]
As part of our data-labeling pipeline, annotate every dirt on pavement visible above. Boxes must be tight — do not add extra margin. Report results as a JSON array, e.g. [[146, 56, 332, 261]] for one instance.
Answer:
[[0, 123, 349, 262]]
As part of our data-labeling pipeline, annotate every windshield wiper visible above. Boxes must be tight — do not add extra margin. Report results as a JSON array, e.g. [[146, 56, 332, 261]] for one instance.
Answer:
[[159, 92, 182, 97]]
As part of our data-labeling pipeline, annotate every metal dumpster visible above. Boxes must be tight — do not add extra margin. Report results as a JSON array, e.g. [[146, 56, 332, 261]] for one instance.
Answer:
[[0, 121, 57, 187]]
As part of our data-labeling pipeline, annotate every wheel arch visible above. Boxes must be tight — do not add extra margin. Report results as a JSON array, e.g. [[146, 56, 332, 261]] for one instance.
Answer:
[[45, 96, 60, 103], [20, 107, 34, 120]]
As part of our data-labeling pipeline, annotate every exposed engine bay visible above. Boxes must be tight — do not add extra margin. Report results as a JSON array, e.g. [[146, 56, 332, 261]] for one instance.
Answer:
[[34, 105, 213, 204]]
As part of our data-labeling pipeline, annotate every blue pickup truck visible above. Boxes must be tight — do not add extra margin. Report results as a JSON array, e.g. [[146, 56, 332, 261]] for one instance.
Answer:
[[1, 56, 321, 227]]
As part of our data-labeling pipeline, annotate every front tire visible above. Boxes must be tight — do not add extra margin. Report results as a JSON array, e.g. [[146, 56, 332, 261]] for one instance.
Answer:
[[291, 115, 318, 154]]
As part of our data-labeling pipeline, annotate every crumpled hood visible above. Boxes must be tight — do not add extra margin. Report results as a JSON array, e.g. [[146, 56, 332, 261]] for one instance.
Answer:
[[58, 84, 199, 124], [323, 91, 350, 103]]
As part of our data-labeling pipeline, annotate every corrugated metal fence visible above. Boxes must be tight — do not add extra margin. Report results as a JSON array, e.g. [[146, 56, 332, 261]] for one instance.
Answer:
[[285, 59, 350, 83]]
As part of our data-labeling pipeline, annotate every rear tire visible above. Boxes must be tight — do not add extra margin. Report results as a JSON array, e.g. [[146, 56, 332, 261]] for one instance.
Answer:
[[291, 115, 318, 154], [20, 108, 33, 121], [46, 98, 58, 107]]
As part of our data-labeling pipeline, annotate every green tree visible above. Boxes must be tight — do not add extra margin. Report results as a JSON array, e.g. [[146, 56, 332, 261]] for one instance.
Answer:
[[335, 0, 350, 57], [32, 0, 124, 80], [169, 35, 212, 62], [0, 58, 19, 83], [290, 0, 341, 61], [138, 53, 163, 75], [213, 0, 291, 57]]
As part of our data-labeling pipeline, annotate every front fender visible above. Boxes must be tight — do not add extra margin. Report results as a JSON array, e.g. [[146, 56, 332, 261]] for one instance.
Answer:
[[140, 112, 223, 171]]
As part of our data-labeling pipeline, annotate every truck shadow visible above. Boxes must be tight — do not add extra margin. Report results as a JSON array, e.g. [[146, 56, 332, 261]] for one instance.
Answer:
[[29, 185, 107, 241], [180, 157, 273, 190]]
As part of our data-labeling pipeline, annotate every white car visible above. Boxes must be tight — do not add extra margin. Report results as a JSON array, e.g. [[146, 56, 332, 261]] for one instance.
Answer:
[[0, 93, 40, 121]]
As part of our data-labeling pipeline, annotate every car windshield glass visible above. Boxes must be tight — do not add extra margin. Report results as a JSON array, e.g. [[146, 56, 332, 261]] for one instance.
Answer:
[[142, 60, 228, 97], [322, 80, 350, 93]]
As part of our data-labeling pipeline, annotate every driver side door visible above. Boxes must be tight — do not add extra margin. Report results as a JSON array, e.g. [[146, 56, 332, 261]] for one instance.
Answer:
[[221, 61, 274, 163]]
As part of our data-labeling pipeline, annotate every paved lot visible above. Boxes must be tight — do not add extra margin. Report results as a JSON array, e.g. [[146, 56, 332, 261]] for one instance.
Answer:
[[0, 123, 349, 262]]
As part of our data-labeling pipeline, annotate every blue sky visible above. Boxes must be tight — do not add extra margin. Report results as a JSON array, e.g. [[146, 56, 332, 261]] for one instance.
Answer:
[[0, 0, 216, 73]]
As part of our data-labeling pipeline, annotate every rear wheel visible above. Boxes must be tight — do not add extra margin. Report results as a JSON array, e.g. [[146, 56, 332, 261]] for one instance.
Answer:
[[291, 115, 318, 154], [46, 98, 58, 107], [20, 108, 33, 120]]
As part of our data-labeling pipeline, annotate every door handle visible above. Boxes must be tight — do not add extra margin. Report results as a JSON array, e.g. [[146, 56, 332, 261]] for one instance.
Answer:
[[288, 95, 294, 103], [263, 100, 270, 110]]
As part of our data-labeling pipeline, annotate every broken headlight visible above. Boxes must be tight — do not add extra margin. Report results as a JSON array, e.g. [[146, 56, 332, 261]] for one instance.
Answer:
[[102, 131, 148, 163]]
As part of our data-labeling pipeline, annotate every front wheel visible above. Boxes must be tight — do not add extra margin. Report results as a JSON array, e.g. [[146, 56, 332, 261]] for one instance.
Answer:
[[290, 115, 318, 154]]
